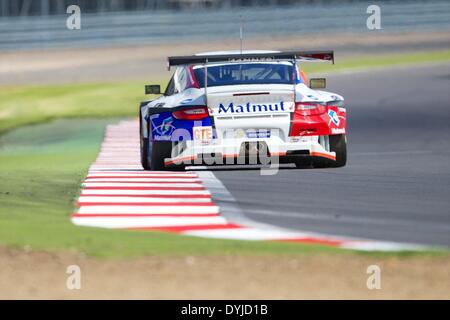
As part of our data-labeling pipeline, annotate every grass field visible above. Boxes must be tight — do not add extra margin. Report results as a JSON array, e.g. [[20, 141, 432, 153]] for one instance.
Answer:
[[1, 50, 450, 257]]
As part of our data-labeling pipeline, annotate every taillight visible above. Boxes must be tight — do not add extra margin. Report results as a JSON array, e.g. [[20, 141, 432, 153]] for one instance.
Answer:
[[295, 102, 326, 116], [173, 106, 209, 120]]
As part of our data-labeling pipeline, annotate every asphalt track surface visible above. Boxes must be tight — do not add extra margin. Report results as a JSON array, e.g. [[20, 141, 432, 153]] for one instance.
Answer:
[[210, 63, 450, 247]]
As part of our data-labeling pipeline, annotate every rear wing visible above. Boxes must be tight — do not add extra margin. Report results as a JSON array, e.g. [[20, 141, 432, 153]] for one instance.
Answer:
[[167, 50, 334, 69]]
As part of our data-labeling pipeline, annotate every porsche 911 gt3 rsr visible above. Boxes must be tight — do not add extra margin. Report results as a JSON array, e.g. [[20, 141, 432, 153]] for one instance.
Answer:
[[139, 50, 347, 170]]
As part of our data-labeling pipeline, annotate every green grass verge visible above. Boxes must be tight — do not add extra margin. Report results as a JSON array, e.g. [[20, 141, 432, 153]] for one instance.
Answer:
[[0, 119, 351, 257], [0, 81, 149, 134], [1, 50, 449, 135]]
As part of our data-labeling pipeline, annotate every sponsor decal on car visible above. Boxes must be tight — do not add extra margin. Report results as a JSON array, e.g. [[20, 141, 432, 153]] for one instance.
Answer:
[[246, 129, 271, 139], [331, 128, 346, 134], [218, 101, 286, 114], [160, 117, 174, 134], [150, 114, 176, 141], [151, 115, 175, 136], [328, 109, 340, 126], [150, 112, 213, 142], [193, 126, 213, 144]]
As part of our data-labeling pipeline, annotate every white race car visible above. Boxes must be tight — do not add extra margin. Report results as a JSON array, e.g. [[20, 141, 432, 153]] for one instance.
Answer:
[[140, 50, 347, 170]]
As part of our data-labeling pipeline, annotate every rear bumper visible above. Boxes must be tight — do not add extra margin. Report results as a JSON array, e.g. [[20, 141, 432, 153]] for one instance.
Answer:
[[164, 135, 336, 167]]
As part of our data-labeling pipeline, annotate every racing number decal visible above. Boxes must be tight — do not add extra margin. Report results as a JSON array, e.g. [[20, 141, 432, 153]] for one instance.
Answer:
[[193, 126, 213, 143]]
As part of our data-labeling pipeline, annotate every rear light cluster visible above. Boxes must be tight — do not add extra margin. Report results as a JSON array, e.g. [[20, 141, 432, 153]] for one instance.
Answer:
[[172, 106, 209, 120], [295, 102, 326, 116]]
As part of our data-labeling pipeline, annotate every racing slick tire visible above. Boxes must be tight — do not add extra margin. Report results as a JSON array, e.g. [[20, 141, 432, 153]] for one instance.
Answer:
[[140, 110, 173, 171], [150, 141, 172, 171], [330, 134, 347, 167], [141, 139, 173, 171], [139, 112, 150, 170], [140, 110, 151, 170], [310, 134, 347, 168], [140, 137, 151, 170]]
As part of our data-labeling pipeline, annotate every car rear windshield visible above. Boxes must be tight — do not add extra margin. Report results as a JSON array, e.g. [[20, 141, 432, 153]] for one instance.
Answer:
[[193, 63, 294, 87]]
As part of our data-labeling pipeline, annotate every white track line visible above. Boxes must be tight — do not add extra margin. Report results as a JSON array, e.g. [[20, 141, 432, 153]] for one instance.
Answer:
[[88, 170, 194, 174], [86, 174, 198, 178], [82, 182, 203, 188], [71, 216, 228, 229], [81, 189, 211, 195], [77, 205, 220, 215], [84, 178, 200, 182], [183, 228, 325, 241], [78, 196, 212, 203]]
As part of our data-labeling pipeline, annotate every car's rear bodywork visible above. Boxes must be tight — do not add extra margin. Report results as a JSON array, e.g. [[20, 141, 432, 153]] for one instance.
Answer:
[[140, 50, 347, 170]]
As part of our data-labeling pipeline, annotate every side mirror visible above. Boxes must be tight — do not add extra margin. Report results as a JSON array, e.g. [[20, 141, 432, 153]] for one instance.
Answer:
[[145, 84, 161, 95], [309, 78, 326, 89]]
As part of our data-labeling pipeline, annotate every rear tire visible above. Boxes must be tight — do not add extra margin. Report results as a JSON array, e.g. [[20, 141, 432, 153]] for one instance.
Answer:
[[150, 141, 172, 171], [330, 134, 347, 167], [140, 111, 151, 170], [140, 110, 172, 171], [311, 134, 347, 168], [140, 137, 151, 170]]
